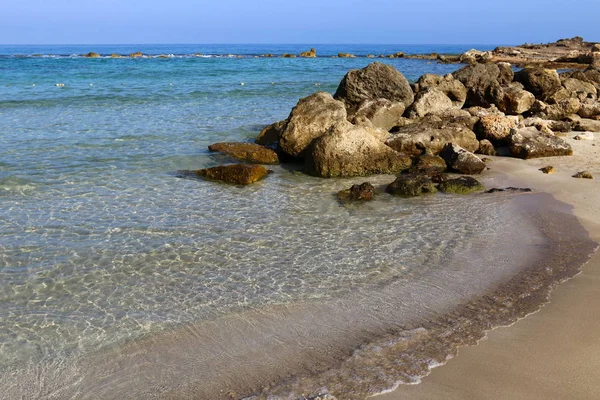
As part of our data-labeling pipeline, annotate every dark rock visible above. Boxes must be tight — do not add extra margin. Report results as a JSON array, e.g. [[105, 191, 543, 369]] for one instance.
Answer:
[[438, 176, 485, 194], [279, 92, 347, 158], [486, 187, 532, 193], [385, 121, 479, 157], [305, 123, 412, 177], [452, 63, 505, 107], [477, 139, 497, 155], [255, 120, 286, 146], [573, 171, 594, 179], [282, 53, 296, 58], [514, 68, 562, 101], [334, 62, 414, 110], [196, 164, 270, 185], [337, 182, 376, 201], [508, 127, 573, 159], [540, 166, 556, 174], [439, 143, 486, 174], [385, 174, 437, 197], [208, 142, 279, 164]]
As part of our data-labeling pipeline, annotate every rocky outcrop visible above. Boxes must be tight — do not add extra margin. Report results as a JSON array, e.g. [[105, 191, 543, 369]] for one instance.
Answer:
[[196, 164, 270, 185], [460, 49, 493, 64], [334, 62, 414, 110], [514, 68, 562, 101], [279, 92, 347, 158], [452, 63, 508, 108], [385, 174, 437, 197], [129, 52, 144, 58], [83, 52, 100, 58], [338, 53, 356, 58], [477, 115, 517, 143], [300, 48, 317, 58], [208, 142, 279, 164], [438, 176, 485, 194], [350, 99, 406, 131], [305, 123, 412, 177], [386, 121, 479, 157], [508, 127, 573, 159], [440, 143, 486, 174], [415, 74, 467, 108], [337, 182, 376, 201], [553, 78, 597, 102], [405, 88, 455, 118], [255, 120, 286, 147]]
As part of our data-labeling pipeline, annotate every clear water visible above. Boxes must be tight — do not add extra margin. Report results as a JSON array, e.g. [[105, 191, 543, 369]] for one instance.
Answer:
[[0, 44, 571, 399]]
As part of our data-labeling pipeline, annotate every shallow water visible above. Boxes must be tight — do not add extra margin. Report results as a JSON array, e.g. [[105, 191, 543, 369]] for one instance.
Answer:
[[0, 44, 596, 399]]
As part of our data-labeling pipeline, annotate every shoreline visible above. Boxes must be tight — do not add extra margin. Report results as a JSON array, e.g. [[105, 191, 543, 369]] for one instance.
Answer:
[[380, 132, 600, 399]]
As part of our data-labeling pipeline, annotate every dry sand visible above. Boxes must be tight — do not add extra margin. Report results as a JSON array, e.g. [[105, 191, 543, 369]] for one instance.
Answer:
[[380, 132, 600, 400]]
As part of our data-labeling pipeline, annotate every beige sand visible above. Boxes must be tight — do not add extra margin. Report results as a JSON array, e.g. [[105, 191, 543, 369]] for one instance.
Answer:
[[379, 132, 600, 400]]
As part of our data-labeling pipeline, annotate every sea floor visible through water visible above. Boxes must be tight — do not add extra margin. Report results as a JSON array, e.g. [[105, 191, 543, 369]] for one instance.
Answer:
[[0, 44, 596, 399]]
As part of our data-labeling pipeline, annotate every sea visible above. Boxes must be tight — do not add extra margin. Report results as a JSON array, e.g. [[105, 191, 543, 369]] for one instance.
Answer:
[[0, 44, 595, 399]]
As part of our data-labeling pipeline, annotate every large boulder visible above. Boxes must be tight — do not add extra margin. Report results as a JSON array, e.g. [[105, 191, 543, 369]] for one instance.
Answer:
[[415, 74, 467, 108], [255, 120, 286, 147], [279, 92, 347, 158], [305, 123, 412, 177], [405, 88, 455, 118], [498, 85, 536, 115], [196, 164, 270, 185], [385, 174, 437, 197], [578, 99, 600, 118], [508, 127, 573, 159], [514, 68, 562, 101], [334, 62, 414, 110], [350, 98, 406, 131], [477, 115, 517, 143], [208, 142, 279, 164], [386, 121, 479, 157], [440, 143, 486, 174], [452, 64, 506, 108]]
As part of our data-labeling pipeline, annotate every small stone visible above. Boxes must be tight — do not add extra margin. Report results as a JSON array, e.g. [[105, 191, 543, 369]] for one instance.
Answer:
[[337, 182, 375, 201], [573, 171, 594, 179], [540, 166, 556, 174], [486, 187, 532, 193], [574, 132, 594, 141]]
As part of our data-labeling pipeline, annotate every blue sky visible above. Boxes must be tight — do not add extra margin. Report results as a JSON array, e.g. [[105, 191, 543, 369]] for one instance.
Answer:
[[2, 0, 599, 45]]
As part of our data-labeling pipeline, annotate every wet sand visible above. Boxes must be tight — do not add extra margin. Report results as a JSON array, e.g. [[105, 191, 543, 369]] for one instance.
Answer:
[[381, 132, 600, 400]]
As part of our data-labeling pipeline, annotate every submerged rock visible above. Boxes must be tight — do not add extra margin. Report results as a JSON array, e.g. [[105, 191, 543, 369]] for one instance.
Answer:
[[438, 176, 485, 194], [208, 142, 279, 164], [334, 62, 414, 110], [385, 174, 437, 197], [508, 127, 573, 159], [255, 120, 286, 147], [196, 164, 269, 185], [337, 182, 376, 201], [439, 143, 486, 174]]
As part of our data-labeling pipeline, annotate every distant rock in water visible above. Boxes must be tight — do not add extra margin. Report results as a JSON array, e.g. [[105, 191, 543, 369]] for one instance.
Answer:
[[300, 48, 317, 58], [337, 182, 376, 201], [129, 52, 144, 58], [196, 164, 270, 185], [338, 53, 356, 58], [208, 142, 279, 164], [83, 52, 100, 58]]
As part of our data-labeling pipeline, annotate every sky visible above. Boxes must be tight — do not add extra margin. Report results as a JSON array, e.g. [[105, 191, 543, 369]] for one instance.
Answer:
[[2, 0, 599, 45]]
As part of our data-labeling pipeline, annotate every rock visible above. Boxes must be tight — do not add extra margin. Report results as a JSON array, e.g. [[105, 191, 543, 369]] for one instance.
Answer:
[[540, 166, 556, 174], [575, 118, 600, 132], [555, 78, 597, 101], [498, 85, 536, 114], [477, 139, 497, 155], [452, 63, 506, 108], [532, 98, 581, 120], [385, 174, 437, 197], [574, 132, 594, 140], [196, 164, 269, 185], [255, 120, 286, 147], [110, 54, 121, 58], [548, 120, 572, 132], [405, 88, 455, 119], [386, 121, 479, 157], [305, 123, 412, 177], [460, 49, 493, 64], [300, 48, 317, 58], [497, 62, 515, 84], [350, 99, 406, 131], [477, 115, 517, 143], [334, 62, 414, 110], [282, 54, 297, 58], [410, 154, 447, 173], [388, 52, 406, 58], [129, 51, 144, 58], [439, 143, 486, 174], [465, 104, 505, 117], [338, 53, 356, 58], [208, 142, 279, 164], [83, 52, 100, 58], [431, 108, 474, 122], [508, 127, 573, 159], [514, 68, 562, 101], [438, 176, 485, 194], [486, 187, 532, 193], [279, 92, 347, 158], [578, 100, 600, 118], [416, 74, 467, 108], [337, 182, 376, 201], [573, 171, 594, 179]]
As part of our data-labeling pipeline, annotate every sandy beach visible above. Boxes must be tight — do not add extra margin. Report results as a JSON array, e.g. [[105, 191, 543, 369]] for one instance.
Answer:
[[381, 132, 600, 400]]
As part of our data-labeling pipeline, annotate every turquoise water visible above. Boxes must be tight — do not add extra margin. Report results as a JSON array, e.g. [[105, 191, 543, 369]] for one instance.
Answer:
[[0, 44, 552, 399]]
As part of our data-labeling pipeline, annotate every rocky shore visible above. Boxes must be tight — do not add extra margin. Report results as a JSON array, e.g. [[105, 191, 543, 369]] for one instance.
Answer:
[[198, 57, 599, 196]]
